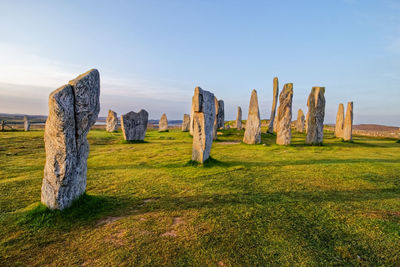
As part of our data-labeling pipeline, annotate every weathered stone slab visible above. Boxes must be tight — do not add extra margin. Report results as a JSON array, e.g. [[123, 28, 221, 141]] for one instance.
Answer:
[[213, 97, 219, 140], [24, 115, 30, 131], [243, 89, 261, 144], [296, 109, 305, 133], [42, 69, 100, 210], [268, 77, 279, 133], [236, 106, 242, 130], [343, 102, 353, 141], [106, 110, 118, 132], [121, 110, 149, 141], [306, 87, 326, 145], [192, 87, 215, 163], [335, 103, 344, 138], [182, 114, 190, 131], [276, 83, 293, 145], [217, 100, 225, 129], [159, 113, 168, 132], [189, 97, 195, 136]]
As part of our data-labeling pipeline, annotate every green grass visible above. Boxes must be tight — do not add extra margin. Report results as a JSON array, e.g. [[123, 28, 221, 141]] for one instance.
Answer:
[[1, 128, 400, 266]]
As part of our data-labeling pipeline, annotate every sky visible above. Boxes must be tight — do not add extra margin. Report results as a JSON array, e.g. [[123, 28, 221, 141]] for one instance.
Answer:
[[0, 0, 399, 125]]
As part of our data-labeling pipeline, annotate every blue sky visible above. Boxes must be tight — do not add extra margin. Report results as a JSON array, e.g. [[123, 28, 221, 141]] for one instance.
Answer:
[[0, 0, 399, 125]]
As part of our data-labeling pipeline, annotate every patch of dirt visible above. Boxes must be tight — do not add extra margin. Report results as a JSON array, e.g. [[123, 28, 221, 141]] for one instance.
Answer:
[[96, 216, 124, 226], [161, 230, 178, 237], [218, 141, 240, 145], [161, 216, 185, 237], [218, 261, 227, 267], [105, 230, 126, 246], [364, 211, 400, 219]]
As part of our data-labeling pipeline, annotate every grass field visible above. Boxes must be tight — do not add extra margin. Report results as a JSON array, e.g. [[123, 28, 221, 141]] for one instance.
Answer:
[[1, 127, 400, 266]]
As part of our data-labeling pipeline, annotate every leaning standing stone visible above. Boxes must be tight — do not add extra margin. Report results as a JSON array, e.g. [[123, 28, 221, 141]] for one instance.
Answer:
[[343, 102, 353, 141], [217, 100, 225, 129], [192, 87, 215, 163], [276, 83, 293, 145], [182, 114, 190, 131], [106, 110, 118, 132], [243, 89, 261, 144], [159, 113, 168, 132], [268, 77, 279, 133], [335, 103, 344, 138], [121, 110, 149, 141], [24, 115, 30, 131], [236, 106, 242, 130], [41, 69, 100, 210], [306, 87, 326, 145], [296, 109, 305, 133]]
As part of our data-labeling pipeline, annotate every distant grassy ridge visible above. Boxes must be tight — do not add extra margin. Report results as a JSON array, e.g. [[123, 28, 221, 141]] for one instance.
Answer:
[[1, 128, 400, 266]]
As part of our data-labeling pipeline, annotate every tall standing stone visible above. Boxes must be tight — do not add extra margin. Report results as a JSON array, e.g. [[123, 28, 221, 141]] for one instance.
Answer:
[[213, 97, 219, 140], [236, 106, 242, 130], [296, 109, 305, 133], [23, 115, 30, 131], [268, 77, 279, 133], [243, 89, 261, 144], [343, 102, 353, 141], [121, 110, 149, 141], [189, 99, 195, 136], [306, 87, 326, 145], [217, 100, 225, 129], [159, 113, 168, 132], [106, 110, 118, 132], [276, 83, 293, 145], [335, 103, 344, 138], [182, 114, 190, 131], [42, 69, 100, 210], [192, 87, 215, 163]]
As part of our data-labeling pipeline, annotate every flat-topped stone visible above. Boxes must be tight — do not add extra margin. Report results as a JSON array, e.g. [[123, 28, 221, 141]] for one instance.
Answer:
[[182, 114, 190, 131], [121, 110, 149, 141], [192, 87, 215, 163]]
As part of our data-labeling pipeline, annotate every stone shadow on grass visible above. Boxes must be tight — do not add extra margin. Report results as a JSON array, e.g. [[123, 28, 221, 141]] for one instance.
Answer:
[[19, 193, 132, 230]]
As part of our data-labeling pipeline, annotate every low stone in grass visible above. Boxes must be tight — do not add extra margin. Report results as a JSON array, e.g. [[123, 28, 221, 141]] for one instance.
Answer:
[[121, 110, 149, 141], [106, 109, 118, 132], [182, 114, 190, 131], [159, 113, 168, 132]]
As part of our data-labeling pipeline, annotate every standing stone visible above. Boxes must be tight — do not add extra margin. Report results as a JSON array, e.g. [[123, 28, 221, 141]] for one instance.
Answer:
[[343, 102, 354, 141], [106, 110, 118, 132], [243, 89, 261, 144], [121, 110, 149, 141], [192, 87, 215, 163], [217, 100, 225, 129], [335, 103, 344, 138], [189, 99, 195, 136], [236, 106, 242, 130], [159, 113, 168, 132], [23, 115, 30, 131], [306, 87, 326, 145], [276, 83, 293, 145], [296, 109, 305, 133], [213, 97, 219, 140], [182, 114, 190, 131], [42, 69, 100, 210], [268, 77, 279, 133]]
